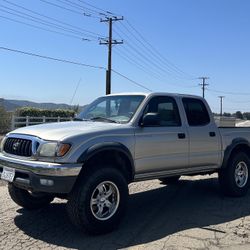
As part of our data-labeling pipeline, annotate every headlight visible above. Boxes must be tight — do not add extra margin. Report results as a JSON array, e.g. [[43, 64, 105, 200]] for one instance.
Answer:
[[38, 142, 71, 157], [39, 142, 58, 157]]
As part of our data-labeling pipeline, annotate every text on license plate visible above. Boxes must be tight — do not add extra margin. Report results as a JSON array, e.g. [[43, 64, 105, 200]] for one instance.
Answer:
[[1, 167, 15, 182]]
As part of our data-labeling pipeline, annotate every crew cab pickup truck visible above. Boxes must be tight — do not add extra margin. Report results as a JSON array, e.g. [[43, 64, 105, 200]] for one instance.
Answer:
[[1, 92, 250, 234]]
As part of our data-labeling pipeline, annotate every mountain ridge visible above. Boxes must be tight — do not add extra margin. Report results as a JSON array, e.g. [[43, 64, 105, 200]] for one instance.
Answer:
[[0, 98, 84, 111]]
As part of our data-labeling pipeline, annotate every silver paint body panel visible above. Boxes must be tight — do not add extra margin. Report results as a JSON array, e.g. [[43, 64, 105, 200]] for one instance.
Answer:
[[1, 92, 250, 181]]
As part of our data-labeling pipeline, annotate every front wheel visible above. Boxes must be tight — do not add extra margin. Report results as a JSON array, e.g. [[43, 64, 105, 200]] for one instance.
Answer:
[[8, 184, 54, 210], [67, 167, 128, 234], [219, 152, 250, 197]]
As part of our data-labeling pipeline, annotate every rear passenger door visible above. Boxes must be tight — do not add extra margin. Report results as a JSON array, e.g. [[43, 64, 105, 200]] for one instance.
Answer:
[[182, 98, 220, 168], [134, 96, 189, 175]]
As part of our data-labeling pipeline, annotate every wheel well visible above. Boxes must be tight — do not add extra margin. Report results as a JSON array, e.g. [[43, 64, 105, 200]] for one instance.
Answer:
[[229, 144, 250, 162], [80, 150, 133, 183]]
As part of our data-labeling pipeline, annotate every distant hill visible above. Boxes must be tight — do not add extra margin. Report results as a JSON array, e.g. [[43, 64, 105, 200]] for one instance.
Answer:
[[0, 98, 85, 112]]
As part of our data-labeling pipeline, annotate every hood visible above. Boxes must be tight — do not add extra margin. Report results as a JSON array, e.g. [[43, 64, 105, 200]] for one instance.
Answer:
[[10, 121, 125, 141]]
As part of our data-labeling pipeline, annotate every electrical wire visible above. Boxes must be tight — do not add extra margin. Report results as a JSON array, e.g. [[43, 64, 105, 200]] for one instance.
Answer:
[[0, 14, 86, 40], [2, 0, 105, 38], [114, 49, 197, 89], [54, 0, 100, 18], [113, 27, 197, 87], [207, 88, 250, 96], [123, 20, 196, 80], [39, 0, 98, 19], [112, 69, 153, 92], [0, 5, 97, 40], [0, 46, 105, 69], [77, 0, 117, 16]]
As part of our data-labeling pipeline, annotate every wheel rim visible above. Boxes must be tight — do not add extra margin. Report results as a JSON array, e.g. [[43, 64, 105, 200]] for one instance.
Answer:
[[234, 161, 249, 188], [90, 181, 120, 221]]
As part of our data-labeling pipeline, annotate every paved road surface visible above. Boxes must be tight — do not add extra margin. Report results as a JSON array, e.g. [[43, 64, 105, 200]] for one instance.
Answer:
[[1, 175, 250, 250]]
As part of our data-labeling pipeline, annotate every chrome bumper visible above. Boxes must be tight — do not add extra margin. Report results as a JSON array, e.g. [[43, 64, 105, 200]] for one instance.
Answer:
[[0, 153, 82, 177]]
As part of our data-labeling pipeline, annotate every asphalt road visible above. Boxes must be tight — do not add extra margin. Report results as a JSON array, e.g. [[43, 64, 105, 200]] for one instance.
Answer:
[[1, 175, 250, 250]]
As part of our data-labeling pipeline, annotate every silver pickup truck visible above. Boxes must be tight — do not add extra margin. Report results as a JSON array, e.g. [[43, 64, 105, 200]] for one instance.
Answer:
[[1, 92, 250, 234]]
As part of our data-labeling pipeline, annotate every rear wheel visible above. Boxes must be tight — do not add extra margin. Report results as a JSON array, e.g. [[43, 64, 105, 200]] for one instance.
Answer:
[[67, 167, 128, 234], [159, 175, 181, 185], [219, 152, 250, 197], [8, 184, 54, 210]]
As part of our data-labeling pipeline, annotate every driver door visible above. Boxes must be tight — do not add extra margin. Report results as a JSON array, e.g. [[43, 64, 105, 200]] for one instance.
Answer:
[[134, 96, 189, 176]]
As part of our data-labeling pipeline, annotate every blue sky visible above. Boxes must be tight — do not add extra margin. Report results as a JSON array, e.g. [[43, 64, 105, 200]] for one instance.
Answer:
[[0, 0, 250, 113]]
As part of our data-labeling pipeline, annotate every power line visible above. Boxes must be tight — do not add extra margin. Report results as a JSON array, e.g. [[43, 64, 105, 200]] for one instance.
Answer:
[[207, 88, 250, 96], [0, 14, 87, 40], [113, 26, 197, 87], [113, 49, 164, 81], [113, 26, 180, 79], [0, 5, 96, 40], [39, 0, 98, 19], [2, 0, 105, 38], [117, 21, 193, 80], [77, 0, 118, 16], [124, 20, 196, 80], [112, 69, 152, 92], [0, 46, 105, 69], [114, 48, 198, 89], [54, 0, 101, 17]]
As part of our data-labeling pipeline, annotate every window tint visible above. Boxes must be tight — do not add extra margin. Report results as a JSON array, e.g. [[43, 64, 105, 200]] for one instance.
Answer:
[[182, 98, 210, 126], [144, 96, 181, 126], [78, 95, 145, 123]]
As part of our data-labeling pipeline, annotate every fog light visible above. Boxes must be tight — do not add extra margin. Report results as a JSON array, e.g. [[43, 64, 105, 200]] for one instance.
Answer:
[[40, 179, 54, 186]]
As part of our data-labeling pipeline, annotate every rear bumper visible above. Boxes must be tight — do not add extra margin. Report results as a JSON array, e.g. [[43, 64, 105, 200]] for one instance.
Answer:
[[0, 153, 82, 193]]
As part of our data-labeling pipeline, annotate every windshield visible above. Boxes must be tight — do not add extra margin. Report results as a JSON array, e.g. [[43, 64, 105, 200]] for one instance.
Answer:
[[77, 95, 145, 123]]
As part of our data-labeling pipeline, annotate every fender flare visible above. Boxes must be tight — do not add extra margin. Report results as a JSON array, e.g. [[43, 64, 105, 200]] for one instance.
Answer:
[[77, 142, 135, 177], [221, 138, 250, 169]]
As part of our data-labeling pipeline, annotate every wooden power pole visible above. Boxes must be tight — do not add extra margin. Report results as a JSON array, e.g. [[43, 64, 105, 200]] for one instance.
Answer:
[[100, 16, 123, 95], [198, 77, 209, 98]]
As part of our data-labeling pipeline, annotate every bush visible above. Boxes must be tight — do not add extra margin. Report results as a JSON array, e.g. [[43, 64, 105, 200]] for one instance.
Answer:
[[15, 107, 75, 118]]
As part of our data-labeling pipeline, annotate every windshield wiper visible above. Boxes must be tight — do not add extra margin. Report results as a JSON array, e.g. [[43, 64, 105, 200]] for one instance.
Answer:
[[73, 117, 90, 121], [90, 117, 118, 123]]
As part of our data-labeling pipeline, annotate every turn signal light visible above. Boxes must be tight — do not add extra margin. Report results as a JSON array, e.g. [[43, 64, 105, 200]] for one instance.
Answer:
[[57, 143, 71, 157]]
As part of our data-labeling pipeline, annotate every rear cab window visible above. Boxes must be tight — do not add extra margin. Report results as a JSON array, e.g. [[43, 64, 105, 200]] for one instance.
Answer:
[[182, 98, 210, 126]]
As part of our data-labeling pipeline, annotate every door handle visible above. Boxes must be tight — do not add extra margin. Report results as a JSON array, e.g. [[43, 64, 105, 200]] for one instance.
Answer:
[[209, 132, 216, 137], [178, 133, 186, 139]]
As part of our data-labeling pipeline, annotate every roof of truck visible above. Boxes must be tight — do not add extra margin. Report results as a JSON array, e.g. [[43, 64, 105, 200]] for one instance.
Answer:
[[106, 92, 202, 99]]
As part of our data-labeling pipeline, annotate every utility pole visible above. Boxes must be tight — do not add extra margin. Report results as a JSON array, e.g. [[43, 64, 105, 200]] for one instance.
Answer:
[[218, 96, 225, 116], [100, 16, 123, 95], [198, 77, 209, 98]]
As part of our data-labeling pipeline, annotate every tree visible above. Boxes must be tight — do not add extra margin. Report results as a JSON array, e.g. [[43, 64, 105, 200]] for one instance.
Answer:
[[243, 112, 250, 120], [235, 111, 244, 119], [223, 112, 231, 117]]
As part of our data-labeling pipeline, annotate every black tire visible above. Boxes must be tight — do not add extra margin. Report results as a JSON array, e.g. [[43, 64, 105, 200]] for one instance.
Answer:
[[159, 175, 181, 185], [219, 152, 250, 197], [8, 184, 54, 210], [67, 167, 128, 235]]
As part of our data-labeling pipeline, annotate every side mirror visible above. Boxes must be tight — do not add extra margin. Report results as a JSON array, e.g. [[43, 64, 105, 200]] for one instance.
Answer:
[[140, 113, 160, 127]]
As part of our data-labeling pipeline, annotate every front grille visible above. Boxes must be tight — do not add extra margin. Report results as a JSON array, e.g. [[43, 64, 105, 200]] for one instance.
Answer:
[[3, 138, 33, 157]]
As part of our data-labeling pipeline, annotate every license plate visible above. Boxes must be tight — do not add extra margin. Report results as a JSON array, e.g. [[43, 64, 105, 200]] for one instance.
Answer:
[[1, 167, 15, 182]]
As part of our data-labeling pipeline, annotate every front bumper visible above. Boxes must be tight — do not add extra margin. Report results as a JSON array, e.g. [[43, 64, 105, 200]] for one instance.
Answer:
[[0, 153, 82, 193]]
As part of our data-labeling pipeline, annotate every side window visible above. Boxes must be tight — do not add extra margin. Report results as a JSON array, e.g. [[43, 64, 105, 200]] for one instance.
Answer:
[[182, 98, 210, 126], [144, 96, 181, 126]]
